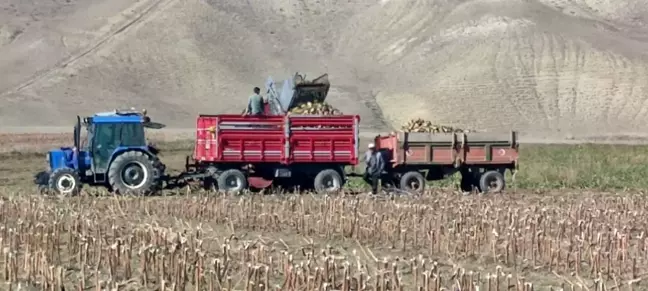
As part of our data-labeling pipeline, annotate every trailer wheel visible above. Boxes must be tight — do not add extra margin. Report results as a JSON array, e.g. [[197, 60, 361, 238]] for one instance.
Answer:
[[313, 169, 343, 193], [48, 168, 81, 196], [479, 170, 505, 193], [108, 151, 156, 195], [399, 171, 425, 193], [217, 169, 248, 193]]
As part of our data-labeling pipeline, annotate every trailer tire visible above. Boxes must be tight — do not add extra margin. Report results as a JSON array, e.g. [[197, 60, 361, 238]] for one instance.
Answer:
[[313, 169, 343, 193], [48, 168, 81, 196], [399, 171, 425, 193], [479, 170, 505, 193], [217, 169, 248, 193], [108, 151, 156, 195]]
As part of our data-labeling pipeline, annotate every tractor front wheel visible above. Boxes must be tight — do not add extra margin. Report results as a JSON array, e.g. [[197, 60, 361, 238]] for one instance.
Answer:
[[108, 151, 156, 195], [48, 168, 81, 196]]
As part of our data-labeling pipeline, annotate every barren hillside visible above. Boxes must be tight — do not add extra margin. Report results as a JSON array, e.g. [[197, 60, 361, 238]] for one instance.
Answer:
[[1, 0, 647, 139]]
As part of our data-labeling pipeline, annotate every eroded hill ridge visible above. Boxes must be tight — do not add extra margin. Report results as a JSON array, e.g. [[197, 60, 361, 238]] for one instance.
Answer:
[[0, 0, 647, 140]]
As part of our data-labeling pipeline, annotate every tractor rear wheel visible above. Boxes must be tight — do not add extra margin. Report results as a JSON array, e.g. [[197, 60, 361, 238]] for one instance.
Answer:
[[151, 157, 166, 190], [108, 151, 156, 195], [48, 168, 81, 196]]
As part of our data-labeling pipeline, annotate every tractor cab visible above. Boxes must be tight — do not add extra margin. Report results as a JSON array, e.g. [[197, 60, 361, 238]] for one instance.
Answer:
[[45, 108, 166, 195]]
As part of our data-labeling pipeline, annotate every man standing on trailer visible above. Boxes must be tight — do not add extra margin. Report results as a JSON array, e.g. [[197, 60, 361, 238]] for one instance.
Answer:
[[364, 143, 385, 194], [243, 87, 265, 116]]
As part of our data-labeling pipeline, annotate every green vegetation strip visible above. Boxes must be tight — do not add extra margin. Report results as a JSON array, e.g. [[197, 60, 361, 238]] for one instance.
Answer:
[[419, 144, 648, 191], [9, 141, 648, 191], [155, 141, 648, 190], [513, 144, 648, 190]]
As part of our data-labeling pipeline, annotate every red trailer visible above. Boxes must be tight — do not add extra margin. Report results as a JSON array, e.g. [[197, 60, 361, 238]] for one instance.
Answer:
[[373, 131, 519, 193], [182, 114, 360, 192]]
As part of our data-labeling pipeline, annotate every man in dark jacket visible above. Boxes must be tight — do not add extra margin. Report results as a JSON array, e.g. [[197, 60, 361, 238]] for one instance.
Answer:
[[363, 143, 385, 194]]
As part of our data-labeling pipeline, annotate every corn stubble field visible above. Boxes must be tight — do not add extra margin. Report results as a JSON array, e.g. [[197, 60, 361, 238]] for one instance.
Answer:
[[2, 191, 647, 290], [2, 140, 648, 290]]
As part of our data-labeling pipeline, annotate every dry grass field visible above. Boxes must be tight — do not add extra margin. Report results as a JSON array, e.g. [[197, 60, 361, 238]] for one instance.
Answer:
[[2, 137, 648, 289]]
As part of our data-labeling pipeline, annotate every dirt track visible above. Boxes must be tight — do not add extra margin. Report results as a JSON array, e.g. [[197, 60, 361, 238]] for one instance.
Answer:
[[1, 0, 648, 140]]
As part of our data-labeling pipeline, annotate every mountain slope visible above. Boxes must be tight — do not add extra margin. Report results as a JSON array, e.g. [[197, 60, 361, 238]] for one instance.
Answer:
[[1, 0, 647, 139]]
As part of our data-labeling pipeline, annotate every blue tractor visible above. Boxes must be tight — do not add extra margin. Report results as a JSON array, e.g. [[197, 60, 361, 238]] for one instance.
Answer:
[[44, 109, 167, 195]]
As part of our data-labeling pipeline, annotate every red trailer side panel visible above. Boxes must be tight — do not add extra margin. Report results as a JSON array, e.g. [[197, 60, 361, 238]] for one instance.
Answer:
[[490, 146, 519, 163], [290, 116, 358, 163], [374, 131, 518, 167], [431, 148, 455, 163], [194, 114, 360, 165], [465, 147, 487, 163], [195, 115, 285, 162]]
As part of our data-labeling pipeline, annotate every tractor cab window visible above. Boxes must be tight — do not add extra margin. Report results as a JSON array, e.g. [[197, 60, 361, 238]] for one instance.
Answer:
[[119, 123, 146, 146], [92, 122, 146, 173]]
